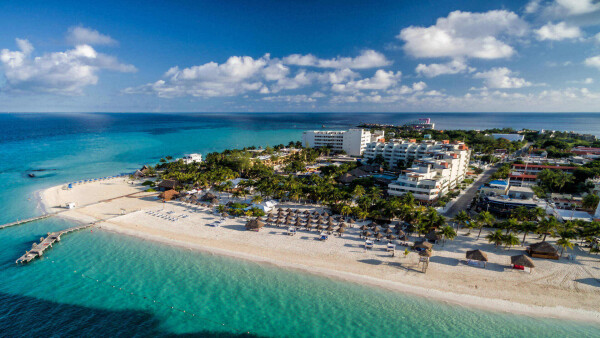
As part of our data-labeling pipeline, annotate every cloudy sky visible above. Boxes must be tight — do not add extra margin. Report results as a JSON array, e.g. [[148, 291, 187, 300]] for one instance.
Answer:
[[1, 0, 600, 112]]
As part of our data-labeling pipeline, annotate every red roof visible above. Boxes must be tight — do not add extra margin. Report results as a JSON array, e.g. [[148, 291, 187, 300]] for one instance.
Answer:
[[509, 174, 537, 179], [512, 164, 577, 170]]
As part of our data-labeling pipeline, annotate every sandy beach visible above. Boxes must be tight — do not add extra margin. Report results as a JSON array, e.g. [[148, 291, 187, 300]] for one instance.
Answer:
[[39, 179, 600, 324]]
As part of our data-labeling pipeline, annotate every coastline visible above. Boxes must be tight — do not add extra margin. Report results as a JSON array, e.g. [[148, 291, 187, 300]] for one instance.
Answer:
[[38, 180, 600, 325], [98, 220, 600, 324]]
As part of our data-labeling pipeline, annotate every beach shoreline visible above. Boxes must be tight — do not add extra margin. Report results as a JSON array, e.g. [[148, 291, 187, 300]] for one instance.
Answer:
[[38, 180, 600, 325], [97, 221, 600, 325]]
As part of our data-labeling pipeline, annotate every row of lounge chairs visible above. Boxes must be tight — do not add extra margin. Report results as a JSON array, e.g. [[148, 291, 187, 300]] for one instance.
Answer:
[[145, 210, 189, 222]]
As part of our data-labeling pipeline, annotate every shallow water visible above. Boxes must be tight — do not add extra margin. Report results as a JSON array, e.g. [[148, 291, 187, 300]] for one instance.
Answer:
[[1, 112, 599, 337]]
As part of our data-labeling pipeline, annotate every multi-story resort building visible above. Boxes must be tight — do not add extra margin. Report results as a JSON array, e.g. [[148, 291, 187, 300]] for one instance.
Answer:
[[509, 163, 578, 187], [364, 139, 471, 201], [182, 153, 202, 164], [302, 129, 384, 156]]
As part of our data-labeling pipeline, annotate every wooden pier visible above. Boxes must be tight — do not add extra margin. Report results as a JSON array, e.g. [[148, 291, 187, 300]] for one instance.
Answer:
[[0, 214, 53, 230], [16, 222, 96, 264]]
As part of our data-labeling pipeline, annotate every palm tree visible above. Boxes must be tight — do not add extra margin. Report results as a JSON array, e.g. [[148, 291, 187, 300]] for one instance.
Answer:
[[557, 237, 574, 257], [251, 195, 263, 204], [476, 211, 495, 239], [501, 218, 519, 235], [537, 216, 559, 242], [518, 221, 538, 245], [486, 229, 504, 248], [340, 205, 352, 217], [438, 225, 457, 246], [452, 210, 470, 233], [503, 233, 520, 249], [352, 185, 366, 200]]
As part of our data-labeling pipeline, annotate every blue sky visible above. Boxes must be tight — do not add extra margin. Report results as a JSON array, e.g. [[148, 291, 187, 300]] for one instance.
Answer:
[[1, 0, 600, 112]]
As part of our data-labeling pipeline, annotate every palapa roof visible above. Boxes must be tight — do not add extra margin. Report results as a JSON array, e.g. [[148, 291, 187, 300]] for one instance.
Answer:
[[326, 225, 334, 231], [466, 250, 488, 262], [158, 179, 179, 189], [201, 192, 217, 201], [337, 227, 346, 233], [528, 242, 558, 254], [348, 219, 355, 224], [338, 173, 357, 184], [375, 233, 383, 239], [396, 230, 406, 237], [159, 189, 179, 201], [415, 241, 433, 250], [245, 218, 265, 230], [360, 225, 369, 231], [387, 234, 396, 240], [425, 230, 442, 242], [511, 254, 535, 268]]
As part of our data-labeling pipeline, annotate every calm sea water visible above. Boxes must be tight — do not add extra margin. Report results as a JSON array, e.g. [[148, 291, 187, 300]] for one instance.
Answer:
[[1, 112, 599, 337]]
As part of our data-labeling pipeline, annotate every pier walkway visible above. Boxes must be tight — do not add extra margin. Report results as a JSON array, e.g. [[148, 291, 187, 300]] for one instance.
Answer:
[[0, 214, 53, 230], [16, 222, 96, 264]]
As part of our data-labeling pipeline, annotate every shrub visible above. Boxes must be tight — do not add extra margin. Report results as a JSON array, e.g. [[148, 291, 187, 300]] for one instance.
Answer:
[[142, 180, 155, 186], [146, 188, 156, 192]]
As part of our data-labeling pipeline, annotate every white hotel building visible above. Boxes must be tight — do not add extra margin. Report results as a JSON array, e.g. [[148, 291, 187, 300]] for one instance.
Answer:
[[364, 140, 471, 201], [302, 129, 384, 156]]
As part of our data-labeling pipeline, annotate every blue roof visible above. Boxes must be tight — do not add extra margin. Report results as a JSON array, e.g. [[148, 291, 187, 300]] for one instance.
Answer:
[[489, 180, 508, 186]]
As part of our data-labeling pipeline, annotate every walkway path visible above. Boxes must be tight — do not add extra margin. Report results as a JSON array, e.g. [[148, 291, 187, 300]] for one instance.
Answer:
[[443, 164, 499, 218]]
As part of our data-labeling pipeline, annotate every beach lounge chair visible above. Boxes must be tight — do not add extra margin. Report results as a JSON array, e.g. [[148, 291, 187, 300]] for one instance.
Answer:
[[364, 240, 374, 250], [387, 243, 396, 252], [287, 226, 296, 236], [319, 232, 328, 241]]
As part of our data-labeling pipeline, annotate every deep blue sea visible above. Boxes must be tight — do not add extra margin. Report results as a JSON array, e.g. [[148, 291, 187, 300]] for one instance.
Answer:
[[1, 112, 600, 337]]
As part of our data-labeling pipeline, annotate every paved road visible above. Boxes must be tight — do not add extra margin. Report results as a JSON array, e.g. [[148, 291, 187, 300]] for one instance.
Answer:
[[443, 164, 499, 218]]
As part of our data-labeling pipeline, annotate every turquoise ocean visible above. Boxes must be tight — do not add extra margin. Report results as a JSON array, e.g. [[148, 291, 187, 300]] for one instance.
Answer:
[[1, 112, 600, 337]]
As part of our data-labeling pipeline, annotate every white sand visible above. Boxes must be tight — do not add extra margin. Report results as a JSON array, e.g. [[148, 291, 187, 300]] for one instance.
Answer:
[[40, 179, 600, 324]]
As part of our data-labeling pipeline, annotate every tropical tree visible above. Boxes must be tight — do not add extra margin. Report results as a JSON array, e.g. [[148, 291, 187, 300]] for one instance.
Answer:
[[352, 185, 366, 200], [582, 194, 600, 210], [557, 237, 574, 257], [476, 211, 495, 239], [486, 229, 504, 248], [452, 210, 470, 233], [518, 221, 538, 245], [251, 195, 263, 204], [438, 225, 457, 246], [503, 233, 520, 249], [537, 216, 559, 242]]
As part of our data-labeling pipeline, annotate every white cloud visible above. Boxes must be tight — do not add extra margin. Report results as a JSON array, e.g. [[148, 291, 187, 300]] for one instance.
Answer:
[[332, 70, 401, 93], [125, 55, 271, 98], [415, 59, 474, 77], [261, 94, 316, 103], [555, 0, 600, 15], [473, 67, 532, 88], [316, 68, 359, 84], [282, 50, 391, 69], [535, 22, 582, 40], [585, 55, 600, 70], [67, 26, 117, 46], [0, 39, 135, 95], [568, 77, 594, 84], [398, 10, 528, 59], [595, 32, 600, 43], [525, 0, 542, 13]]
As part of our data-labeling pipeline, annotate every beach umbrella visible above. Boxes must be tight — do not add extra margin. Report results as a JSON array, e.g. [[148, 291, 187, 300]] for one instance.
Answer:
[[317, 218, 325, 224], [285, 219, 292, 225], [360, 225, 369, 231], [316, 224, 324, 231], [375, 233, 383, 240], [313, 211, 320, 216], [327, 216, 334, 221], [348, 219, 355, 224], [323, 212, 329, 217], [304, 210, 310, 214], [338, 222, 346, 228], [295, 219, 302, 227], [396, 230, 406, 238], [337, 227, 346, 234], [306, 223, 313, 230], [466, 250, 488, 262], [373, 226, 382, 233], [511, 254, 535, 268], [364, 231, 372, 238], [385, 228, 393, 234], [286, 208, 292, 212], [326, 225, 334, 232], [221, 212, 229, 217], [386, 234, 396, 241], [327, 220, 334, 226]]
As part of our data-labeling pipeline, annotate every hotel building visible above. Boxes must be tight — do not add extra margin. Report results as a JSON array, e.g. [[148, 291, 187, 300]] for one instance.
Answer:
[[364, 140, 470, 201], [302, 129, 384, 156]]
